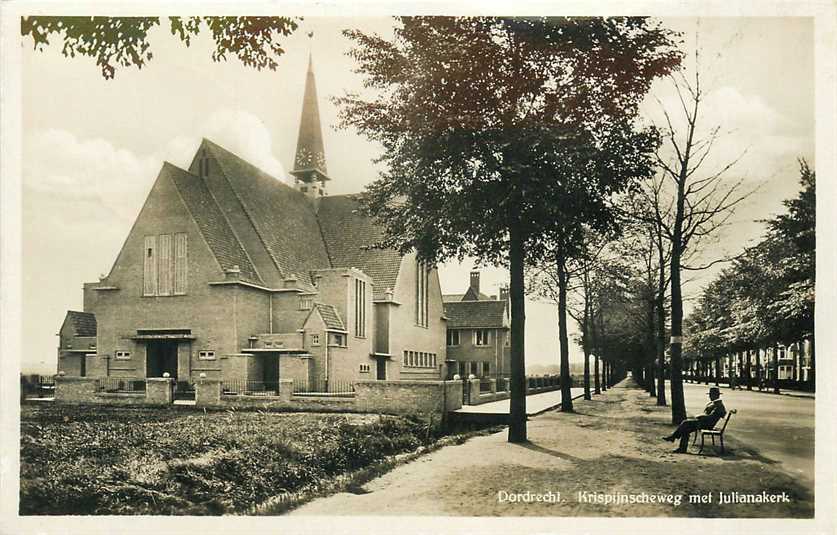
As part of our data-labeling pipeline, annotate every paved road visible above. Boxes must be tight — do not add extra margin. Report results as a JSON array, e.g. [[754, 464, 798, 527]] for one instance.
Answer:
[[670, 381, 815, 485]]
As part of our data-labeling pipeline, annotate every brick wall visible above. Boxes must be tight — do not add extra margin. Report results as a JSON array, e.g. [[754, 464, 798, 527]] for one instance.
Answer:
[[387, 253, 447, 381], [354, 380, 462, 416]]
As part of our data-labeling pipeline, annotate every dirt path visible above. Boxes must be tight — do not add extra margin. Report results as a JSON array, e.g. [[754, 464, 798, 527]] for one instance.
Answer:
[[290, 379, 813, 518]]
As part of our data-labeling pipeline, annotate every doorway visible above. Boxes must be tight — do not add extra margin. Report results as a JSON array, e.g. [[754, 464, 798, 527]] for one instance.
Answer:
[[146, 341, 178, 378], [376, 358, 387, 380]]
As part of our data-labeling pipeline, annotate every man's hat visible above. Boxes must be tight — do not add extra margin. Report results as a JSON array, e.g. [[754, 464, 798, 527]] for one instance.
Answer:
[[709, 386, 721, 396]]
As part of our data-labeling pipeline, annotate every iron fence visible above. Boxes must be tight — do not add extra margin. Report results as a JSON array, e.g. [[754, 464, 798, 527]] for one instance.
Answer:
[[95, 377, 146, 393], [293, 378, 355, 397], [221, 380, 280, 397]]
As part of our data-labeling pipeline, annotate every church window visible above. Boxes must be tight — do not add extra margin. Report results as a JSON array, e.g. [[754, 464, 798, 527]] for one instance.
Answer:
[[355, 279, 367, 337], [415, 260, 429, 327]]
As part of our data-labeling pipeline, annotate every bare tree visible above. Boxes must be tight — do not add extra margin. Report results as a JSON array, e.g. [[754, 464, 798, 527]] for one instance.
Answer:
[[653, 50, 752, 424]]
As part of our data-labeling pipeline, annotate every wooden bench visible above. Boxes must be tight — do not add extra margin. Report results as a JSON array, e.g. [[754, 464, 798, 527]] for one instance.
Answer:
[[693, 409, 737, 454]]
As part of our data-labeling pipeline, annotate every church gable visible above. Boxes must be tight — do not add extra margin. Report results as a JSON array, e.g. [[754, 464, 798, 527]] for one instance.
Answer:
[[102, 163, 227, 292]]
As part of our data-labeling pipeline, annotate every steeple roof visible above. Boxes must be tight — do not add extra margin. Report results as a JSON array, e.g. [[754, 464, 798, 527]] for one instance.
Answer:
[[292, 53, 329, 181]]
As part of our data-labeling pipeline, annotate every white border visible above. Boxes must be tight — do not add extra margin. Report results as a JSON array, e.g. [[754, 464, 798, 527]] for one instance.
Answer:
[[1, 2, 835, 534]]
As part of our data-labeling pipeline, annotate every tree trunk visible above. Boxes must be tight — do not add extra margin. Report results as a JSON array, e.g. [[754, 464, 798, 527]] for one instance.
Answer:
[[508, 225, 527, 443], [772, 344, 780, 394], [582, 297, 592, 401], [809, 334, 815, 391], [715, 355, 721, 386], [669, 238, 686, 424], [591, 308, 601, 395], [746, 349, 752, 390], [556, 250, 574, 412]]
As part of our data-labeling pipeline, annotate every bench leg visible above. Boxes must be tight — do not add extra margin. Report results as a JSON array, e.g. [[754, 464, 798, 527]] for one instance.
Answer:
[[698, 433, 704, 454], [720, 435, 724, 454]]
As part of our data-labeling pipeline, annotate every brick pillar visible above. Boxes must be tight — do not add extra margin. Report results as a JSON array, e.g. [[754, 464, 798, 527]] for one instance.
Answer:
[[469, 377, 480, 403], [489, 378, 497, 394], [146, 378, 174, 405], [195, 378, 221, 406], [279, 378, 294, 402]]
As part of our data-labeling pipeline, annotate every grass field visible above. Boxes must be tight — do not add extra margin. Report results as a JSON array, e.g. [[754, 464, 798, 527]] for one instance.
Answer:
[[20, 404, 440, 515]]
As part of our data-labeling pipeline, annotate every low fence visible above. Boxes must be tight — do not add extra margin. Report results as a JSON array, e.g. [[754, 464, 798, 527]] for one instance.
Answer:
[[293, 378, 355, 397], [95, 377, 146, 393], [222, 380, 280, 397]]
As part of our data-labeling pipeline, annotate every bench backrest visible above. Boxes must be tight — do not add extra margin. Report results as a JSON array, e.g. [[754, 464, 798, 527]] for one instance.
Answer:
[[718, 408, 737, 433]]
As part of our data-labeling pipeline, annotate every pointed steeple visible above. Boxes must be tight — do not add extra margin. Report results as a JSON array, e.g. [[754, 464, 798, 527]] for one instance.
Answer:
[[291, 49, 330, 199]]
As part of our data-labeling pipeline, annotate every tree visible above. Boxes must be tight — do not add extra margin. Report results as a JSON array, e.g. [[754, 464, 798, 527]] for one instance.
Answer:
[[338, 17, 681, 441], [21, 16, 299, 79], [652, 54, 752, 424]]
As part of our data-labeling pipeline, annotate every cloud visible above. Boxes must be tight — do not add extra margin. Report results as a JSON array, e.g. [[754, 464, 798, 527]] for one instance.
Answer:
[[159, 109, 291, 183]]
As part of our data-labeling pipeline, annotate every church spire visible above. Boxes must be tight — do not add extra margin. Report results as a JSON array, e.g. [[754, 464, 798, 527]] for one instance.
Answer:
[[291, 39, 330, 200]]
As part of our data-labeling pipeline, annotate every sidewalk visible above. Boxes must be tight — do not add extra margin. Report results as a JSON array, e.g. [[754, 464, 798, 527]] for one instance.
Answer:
[[291, 379, 813, 518]]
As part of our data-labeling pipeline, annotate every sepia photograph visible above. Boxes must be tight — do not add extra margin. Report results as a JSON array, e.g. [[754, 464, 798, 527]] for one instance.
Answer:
[[1, 2, 835, 534]]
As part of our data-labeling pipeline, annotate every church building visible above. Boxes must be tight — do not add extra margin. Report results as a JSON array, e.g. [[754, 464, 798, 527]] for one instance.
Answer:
[[57, 55, 448, 393]]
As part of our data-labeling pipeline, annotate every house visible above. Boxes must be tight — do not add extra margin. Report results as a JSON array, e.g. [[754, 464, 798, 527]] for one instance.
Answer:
[[57, 55, 448, 392], [442, 271, 511, 380]]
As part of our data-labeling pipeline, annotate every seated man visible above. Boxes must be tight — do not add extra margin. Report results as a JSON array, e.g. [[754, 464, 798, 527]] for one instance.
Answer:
[[662, 386, 726, 453]]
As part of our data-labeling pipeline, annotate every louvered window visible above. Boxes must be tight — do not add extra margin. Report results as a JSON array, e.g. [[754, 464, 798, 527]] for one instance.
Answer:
[[174, 233, 188, 294], [158, 234, 172, 295], [143, 236, 157, 296]]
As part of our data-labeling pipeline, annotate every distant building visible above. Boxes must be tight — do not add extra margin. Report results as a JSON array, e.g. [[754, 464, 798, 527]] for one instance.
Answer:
[[57, 55, 447, 391], [442, 271, 511, 379]]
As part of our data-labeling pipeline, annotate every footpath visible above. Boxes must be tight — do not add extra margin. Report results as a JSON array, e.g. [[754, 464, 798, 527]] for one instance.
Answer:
[[291, 379, 813, 518]]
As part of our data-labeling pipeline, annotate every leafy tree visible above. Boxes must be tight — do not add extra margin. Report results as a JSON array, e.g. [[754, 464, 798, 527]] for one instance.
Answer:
[[338, 17, 680, 440], [21, 16, 299, 79]]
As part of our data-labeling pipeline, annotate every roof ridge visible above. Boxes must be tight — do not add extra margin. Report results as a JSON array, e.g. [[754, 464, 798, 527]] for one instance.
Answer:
[[168, 161, 262, 284], [203, 140, 289, 279], [190, 156, 265, 285]]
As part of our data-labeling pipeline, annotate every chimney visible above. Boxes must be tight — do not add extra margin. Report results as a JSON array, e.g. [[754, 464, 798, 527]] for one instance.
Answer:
[[469, 271, 480, 295], [500, 285, 510, 316]]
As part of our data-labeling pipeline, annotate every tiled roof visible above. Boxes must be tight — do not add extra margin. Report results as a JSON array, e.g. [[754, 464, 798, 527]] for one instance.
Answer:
[[317, 194, 403, 300], [315, 303, 345, 331], [443, 300, 508, 329], [204, 140, 331, 283], [168, 163, 262, 284], [65, 311, 97, 337], [442, 294, 465, 303]]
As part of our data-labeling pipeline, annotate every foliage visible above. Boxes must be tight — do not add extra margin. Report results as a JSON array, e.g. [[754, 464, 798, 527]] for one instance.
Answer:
[[21, 16, 300, 79], [20, 405, 436, 515], [340, 16, 681, 265], [685, 160, 815, 357]]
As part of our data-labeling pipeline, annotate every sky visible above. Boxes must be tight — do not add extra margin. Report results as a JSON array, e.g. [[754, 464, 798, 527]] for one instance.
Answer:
[[19, 16, 814, 374]]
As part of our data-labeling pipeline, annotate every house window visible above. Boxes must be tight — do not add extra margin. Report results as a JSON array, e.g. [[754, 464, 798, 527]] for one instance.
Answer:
[[415, 260, 429, 327], [330, 333, 346, 347], [446, 330, 460, 346], [311, 334, 320, 346], [115, 351, 131, 360], [475, 329, 491, 346], [469, 361, 479, 376], [198, 350, 216, 360], [299, 297, 313, 310], [355, 278, 367, 337], [359, 363, 370, 373], [482, 361, 490, 377], [402, 350, 436, 368]]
